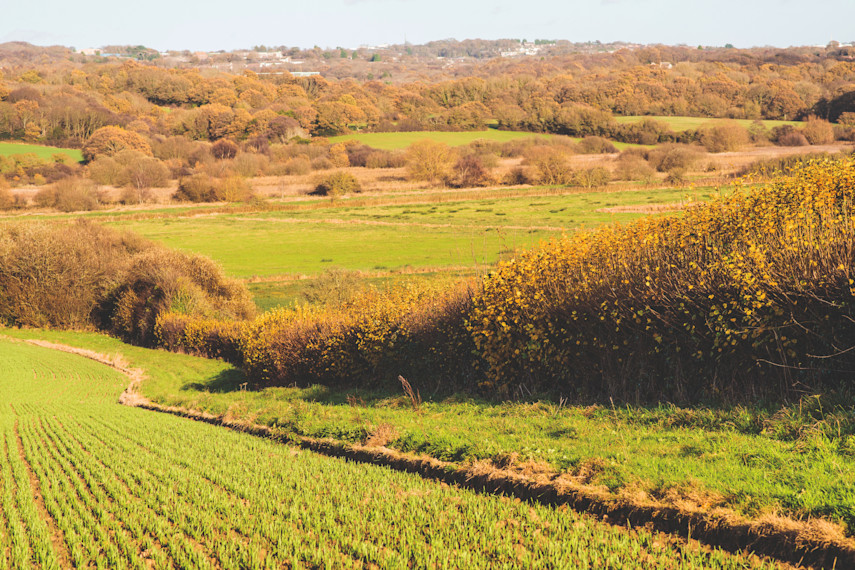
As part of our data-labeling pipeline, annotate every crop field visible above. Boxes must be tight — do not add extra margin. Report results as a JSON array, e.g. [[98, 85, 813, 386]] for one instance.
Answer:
[[0, 336, 780, 568], [8, 327, 855, 548], [0, 142, 83, 162], [102, 184, 719, 279], [613, 116, 802, 132]]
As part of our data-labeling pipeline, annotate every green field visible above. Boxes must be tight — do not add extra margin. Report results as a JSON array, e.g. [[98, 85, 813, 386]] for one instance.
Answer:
[[328, 129, 563, 149], [8, 326, 855, 550], [0, 141, 83, 162], [614, 116, 802, 132], [103, 185, 719, 279], [328, 129, 643, 151], [0, 335, 778, 568]]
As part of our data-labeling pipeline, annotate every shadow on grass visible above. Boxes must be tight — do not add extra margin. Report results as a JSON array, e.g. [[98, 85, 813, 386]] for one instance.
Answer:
[[183, 368, 249, 393]]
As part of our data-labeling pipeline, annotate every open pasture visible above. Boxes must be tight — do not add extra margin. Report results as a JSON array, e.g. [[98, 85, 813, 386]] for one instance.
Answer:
[[0, 141, 83, 162], [103, 184, 720, 279], [328, 129, 566, 149], [613, 116, 802, 132], [328, 129, 644, 151], [0, 336, 779, 569]]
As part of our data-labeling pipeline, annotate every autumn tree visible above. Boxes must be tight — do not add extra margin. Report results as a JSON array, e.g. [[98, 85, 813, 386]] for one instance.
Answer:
[[82, 126, 152, 162]]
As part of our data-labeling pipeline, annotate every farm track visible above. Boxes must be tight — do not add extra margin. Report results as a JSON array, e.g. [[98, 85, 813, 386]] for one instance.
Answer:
[[18, 337, 849, 569]]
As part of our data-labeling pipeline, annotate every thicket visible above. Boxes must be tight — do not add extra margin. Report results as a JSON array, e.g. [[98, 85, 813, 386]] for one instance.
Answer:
[[0, 221, 255, 342], [153, 159, 855, 403]]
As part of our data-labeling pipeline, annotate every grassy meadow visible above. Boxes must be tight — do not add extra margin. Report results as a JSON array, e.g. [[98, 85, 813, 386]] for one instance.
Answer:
[[98, 184, 720, 296], [613, 116, 803, 132], [0, 141, 83, 162], [328, 129, 642, 150], [0, 335, 780, 568]]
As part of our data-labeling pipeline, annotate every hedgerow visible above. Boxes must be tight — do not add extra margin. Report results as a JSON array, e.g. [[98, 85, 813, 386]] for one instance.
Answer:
[[157, 158, 855, 402]]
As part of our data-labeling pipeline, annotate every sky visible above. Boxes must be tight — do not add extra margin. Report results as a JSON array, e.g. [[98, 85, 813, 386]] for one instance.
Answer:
[[1, 0, 853, 52]]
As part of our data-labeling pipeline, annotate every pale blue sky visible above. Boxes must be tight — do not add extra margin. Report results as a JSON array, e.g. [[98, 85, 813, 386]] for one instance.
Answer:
[[2, 0, 851, 51]]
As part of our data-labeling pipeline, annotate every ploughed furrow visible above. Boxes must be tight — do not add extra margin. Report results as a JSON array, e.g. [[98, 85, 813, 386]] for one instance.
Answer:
[[0, 336, 787, 569]]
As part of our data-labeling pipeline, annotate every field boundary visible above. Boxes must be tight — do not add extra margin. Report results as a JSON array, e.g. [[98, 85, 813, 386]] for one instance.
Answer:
[[20, 336, 855, 569]]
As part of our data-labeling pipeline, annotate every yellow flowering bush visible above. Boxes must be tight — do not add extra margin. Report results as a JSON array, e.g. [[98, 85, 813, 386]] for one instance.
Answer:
[[153, 158, 855, 402], [470, 158, 855, 399]]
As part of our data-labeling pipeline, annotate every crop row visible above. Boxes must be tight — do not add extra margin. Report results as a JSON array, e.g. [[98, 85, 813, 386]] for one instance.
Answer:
[[0, 339, 779, 568]]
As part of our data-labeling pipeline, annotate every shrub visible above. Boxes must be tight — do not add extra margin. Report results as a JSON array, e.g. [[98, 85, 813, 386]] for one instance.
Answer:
[[98, 247, 255, 344], [576, 136, 618, 154], [301, 268, 364, 306], [33, 178, 100, 212], [0, 221, 149, 329], [175, 174, 219, 202], [232, 152, 269, 177], [52, 177, 100, 212], [524, 147, 574, 185], [502, 166, 531, 186], [344, 144, 374, 167], [646, 144, 701, 172], [802, 119, 835, 145], [174, 174, 254, 203], [698, 122, 750, 152], [777, 132, 809, 147], [283, 157, 312, 175], [365, 150, 407, 169], [210, 139, 239, 160], [572, 167, 611, 188], [213, 176, 255, 202], [0, 181, 13, 210], [614, 156, 656, 182], [469, 158, 855, 401], [405, 140, 453, 185], [117, 152, 170, 203], [449, 154, 492, 188], [310, 156, 334, 171], [664, 167, 688, 186], [311, 171, 362, 196]]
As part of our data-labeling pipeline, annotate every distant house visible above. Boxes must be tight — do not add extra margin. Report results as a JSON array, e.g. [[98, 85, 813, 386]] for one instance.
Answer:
[[291, 71, 320, 77]]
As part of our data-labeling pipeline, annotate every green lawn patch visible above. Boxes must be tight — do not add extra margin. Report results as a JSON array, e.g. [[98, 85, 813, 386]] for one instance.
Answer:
[[0, 141, 83, 162], [614, 115, 802, 131]]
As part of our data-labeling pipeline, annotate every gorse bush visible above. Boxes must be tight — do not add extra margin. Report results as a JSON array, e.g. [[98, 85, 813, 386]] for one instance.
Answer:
[[310, 171, 362, 196], [155, 159, 855, 404], [470, 158, 855, 400]]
